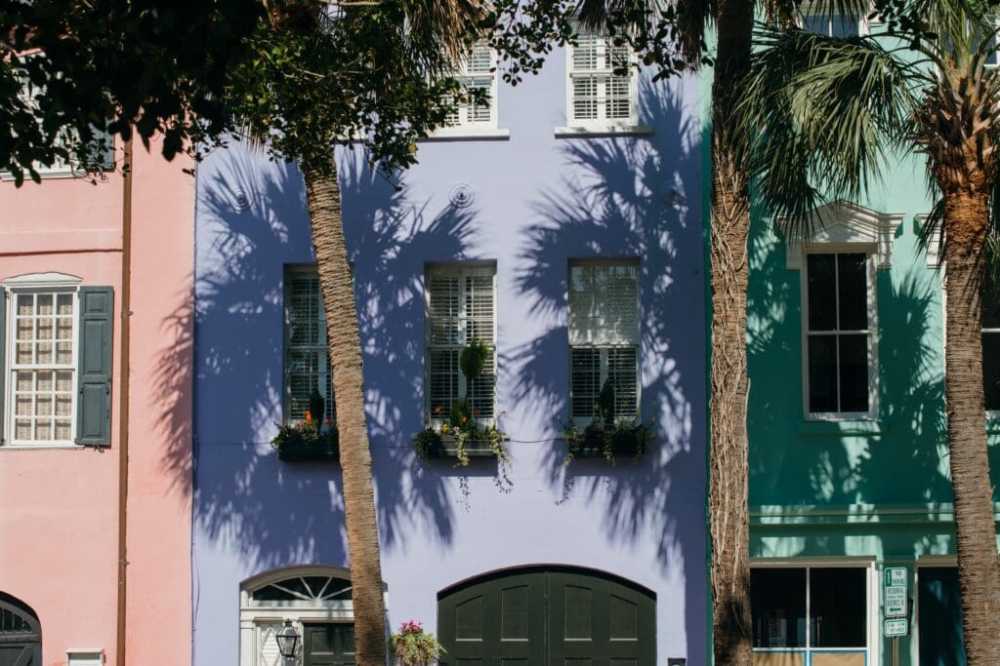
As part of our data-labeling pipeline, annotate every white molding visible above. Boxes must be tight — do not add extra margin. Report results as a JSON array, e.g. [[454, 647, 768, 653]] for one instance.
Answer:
[[554, 124, 653, 138], [915, 214, 942, 268], [3, 272, 82, 288], [784, 201, 902, 270], [422, 127, 511, 142]]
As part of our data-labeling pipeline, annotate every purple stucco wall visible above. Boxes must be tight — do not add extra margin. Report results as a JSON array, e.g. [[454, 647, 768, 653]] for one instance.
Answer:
[[193, 48, 708, 665]]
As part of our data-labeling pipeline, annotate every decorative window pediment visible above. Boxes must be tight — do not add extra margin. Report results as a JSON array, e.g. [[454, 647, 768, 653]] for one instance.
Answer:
[[3, 272, 82, 288], [784, 201, 901, 270]]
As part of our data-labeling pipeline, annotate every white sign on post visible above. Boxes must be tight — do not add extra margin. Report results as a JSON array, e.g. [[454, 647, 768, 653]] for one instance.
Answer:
[[885, 585, 907, 618], [886, 567, 907, 587], [884, 618, 908, 638]]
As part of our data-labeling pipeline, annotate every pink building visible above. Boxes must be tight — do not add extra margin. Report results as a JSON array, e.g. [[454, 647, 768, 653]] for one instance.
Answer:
[[0, 141, 193, 666]]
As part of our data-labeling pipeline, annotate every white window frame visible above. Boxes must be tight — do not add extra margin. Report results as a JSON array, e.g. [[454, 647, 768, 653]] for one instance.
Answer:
[[800, 2, 871, 36], [784, 201, 900, 422], [568, 259, 641, 428], [800, 247, 879, 421], [282, 266, 334, 426], [560, 28, 642, 135], [424, 262, 498, 427], [67, 651, 104, 666], [430, 42, 506, 140], [750, 558, 880, 666], [3, 272, 82, 448], [239, 566, 356, 666]]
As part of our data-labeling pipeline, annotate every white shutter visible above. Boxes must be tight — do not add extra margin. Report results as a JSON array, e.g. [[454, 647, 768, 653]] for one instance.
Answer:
[[608, 346, 638, 418], [426, 266, 496, 421], [443, 42, 497, 128], [569, 32, 635, 125], [285, 270, 334, 423], [571, 347, 601, 418], [568, 263, 638, 346]]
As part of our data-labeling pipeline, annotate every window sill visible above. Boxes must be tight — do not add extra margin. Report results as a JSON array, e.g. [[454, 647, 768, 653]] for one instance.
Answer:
[[1, 167, 78, 182], [799, 418, 881, 437], [0, 442, 81, 450], [554, 125, 653, 139], [421, 128, 510, 142]]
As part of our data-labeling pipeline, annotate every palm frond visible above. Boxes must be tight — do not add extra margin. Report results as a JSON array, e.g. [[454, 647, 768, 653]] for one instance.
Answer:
[[739, 24, 916, 236]]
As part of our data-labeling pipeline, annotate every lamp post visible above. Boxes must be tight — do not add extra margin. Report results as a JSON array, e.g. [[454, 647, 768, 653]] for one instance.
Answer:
[[275, 619, 300, 663]]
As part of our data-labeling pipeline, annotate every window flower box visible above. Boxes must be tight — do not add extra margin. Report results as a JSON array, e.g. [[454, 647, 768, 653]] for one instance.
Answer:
[[563, 420, 653, 463], [271, 422, 339, 462]]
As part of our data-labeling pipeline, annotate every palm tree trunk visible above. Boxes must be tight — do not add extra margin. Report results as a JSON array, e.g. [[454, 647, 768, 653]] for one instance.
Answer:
[[708, 1, 754, 664], [304, 162, 388, 666], [941, 187, 1000, 666]]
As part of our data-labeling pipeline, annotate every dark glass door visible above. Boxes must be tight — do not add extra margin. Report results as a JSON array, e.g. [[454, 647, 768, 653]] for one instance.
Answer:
[[918, 567, 965, 666]]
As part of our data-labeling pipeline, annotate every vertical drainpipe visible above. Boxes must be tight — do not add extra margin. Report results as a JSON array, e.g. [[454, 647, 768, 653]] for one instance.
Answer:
[[116, 134, 133, 666]]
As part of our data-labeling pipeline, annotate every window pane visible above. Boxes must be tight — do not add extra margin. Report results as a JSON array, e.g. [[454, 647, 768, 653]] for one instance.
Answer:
[[983, 271, 1000, 329], [429, 349, 460, 418], [571, 347, 601, 418], [808, 335, 838, 412], [838, 334, 870, 413], [751, 568, 806, 648], [837, 253, 868, 330], [810, 568, 866, 647], [830, 14, 860, 38], [984, 333, 1000, 411], [609, 346, 638, 419], [807, 254, 837, 331]]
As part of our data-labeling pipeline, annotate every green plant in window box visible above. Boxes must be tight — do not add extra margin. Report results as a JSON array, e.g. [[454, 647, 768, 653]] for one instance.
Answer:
[[459, 337, 489, 382], [271, 390, 339, 462], [562, 378, 653, 464], [413, 400, 512, 491]]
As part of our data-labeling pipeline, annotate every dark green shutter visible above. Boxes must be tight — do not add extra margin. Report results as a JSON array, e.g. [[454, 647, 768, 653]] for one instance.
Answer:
[[0, 289, 5, 444], [76, 287, 114, 446]]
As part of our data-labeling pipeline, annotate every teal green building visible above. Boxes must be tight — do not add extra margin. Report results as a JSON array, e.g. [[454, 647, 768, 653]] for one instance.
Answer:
[[745, 96, 1000, 666]]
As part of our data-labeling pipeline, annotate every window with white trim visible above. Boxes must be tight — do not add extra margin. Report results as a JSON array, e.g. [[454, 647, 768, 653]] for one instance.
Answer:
[[426, 264, 496, 422], [566, 31, 638, 129], [751, 565, 874, 665], [284, 267, 335, 425], [8, 289, 77, 444], [569, 261, 640, 424], [803, 11, 862, 36], [441, 42, 498, 130], [803, 251, 877, 418], [983, 270, 1000, 411]]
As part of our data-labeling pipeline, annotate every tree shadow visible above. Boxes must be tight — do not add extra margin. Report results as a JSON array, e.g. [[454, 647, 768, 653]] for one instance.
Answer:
[[512, 81, 707, 663], [747, 205, 954, 557], [166, 148, 477, 573]]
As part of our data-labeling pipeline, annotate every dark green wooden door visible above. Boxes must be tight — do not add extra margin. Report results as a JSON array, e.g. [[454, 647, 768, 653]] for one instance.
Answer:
[[303, 623, 356, 666], [438, 567, 655, 666], [0, 645, 37, 666]]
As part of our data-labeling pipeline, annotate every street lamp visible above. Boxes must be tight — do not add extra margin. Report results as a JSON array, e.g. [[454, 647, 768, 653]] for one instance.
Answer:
[[275, 620, 300, 660]]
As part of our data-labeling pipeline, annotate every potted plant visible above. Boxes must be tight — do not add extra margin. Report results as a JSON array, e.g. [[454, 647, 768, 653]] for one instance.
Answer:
[[391, 620, 443, 666], [563, 378, 653, 464], [271, 389, 339, 462]]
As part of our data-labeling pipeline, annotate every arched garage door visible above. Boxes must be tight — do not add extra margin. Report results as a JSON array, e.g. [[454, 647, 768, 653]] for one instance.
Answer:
[[438, 566, 655, 666], [0, 593, 41, 666]]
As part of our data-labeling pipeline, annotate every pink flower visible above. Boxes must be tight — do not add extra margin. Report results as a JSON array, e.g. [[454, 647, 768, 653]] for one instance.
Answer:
[[399, 620, 423, 635]]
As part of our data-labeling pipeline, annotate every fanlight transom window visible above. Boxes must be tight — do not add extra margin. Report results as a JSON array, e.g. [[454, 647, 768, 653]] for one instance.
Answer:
[[249, 574, 352, 608]]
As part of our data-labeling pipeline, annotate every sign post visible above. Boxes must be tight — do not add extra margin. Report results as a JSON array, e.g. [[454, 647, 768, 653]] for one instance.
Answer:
[[883, 566, 909, 666]]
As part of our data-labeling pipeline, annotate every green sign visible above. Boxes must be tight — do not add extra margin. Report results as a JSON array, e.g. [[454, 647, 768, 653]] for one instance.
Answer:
[[883, 566, 909, 620], [884, 618, 908, 637]]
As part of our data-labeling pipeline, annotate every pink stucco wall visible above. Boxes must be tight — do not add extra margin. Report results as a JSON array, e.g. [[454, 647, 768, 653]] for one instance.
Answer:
[[0, 142, 193, 666]]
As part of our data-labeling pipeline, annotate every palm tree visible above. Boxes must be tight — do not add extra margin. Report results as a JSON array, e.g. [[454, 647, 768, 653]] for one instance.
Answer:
[[574, 2, 868, 662], [740, 4, 1000, 662], [236, 4, 484, 664]]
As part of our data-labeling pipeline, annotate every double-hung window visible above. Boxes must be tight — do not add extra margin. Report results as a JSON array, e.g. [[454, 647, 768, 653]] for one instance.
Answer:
[[983, 271, 1000, 412], [751, 564, 875, 666], [2, 275, 114, 447], [425, 264, 496, 423], [569, 260, 640, 424], [10, 290, 76, 443], [566, 31, 638, 129], [284, 267, 335, 425], [443, 42, 498, 130], [803, 252, 877, 418]]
